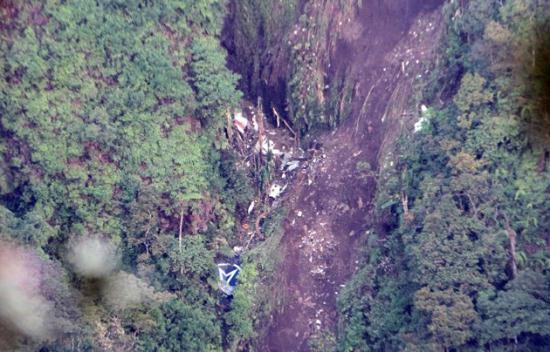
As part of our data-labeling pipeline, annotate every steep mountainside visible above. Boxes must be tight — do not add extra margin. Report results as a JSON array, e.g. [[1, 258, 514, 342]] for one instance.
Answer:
[[1, 1, 549, 351], [261, 2, 445, 351], [225, 0, 550, 351]]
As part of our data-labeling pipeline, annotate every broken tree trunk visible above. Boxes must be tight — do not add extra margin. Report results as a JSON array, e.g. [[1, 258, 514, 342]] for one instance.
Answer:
[[401, 191, 413, 223], [499, 211, 518, 280], [537, 145, 548, 173], [226, 109, 233, 143], [505, 220, 518, 280], [245, 211, 267, 250], [257, 98, 265, 165], [178, 204, 184, 253], [272, 106, 298, 144], [274, 107, 280, 128]]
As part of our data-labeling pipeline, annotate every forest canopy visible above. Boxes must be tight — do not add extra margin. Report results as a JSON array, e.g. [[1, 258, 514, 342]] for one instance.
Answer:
[[0, 0, 251, 350], [337, 1, 550, 351], [1, 0, 550, 351]]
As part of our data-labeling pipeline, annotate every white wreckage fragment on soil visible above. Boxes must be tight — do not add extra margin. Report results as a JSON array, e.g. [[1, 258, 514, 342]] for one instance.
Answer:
[[255, 138, 282, 156], [414, 104, 431, 133], [310, 267, 325, 276], [252, 115, 259, 132], [233, 111, 248, 135], [269, 183, 287, 199], [285, 160, 300, 172], [217, 263, 242, 295]]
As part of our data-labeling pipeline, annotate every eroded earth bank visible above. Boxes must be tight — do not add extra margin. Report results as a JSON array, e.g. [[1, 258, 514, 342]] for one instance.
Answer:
[[225, 1, 445, 350]]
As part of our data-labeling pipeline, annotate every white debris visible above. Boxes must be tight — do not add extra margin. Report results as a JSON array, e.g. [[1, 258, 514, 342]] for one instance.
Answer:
[[233, 111, 248, 134], [252, 115, 259, 132], [311, 267, 325, 275], [269, 184, 287, 199], [280, 153, 291, 171], [414, 106, 432, 133], [247, 201, 255, 214], [415, 116, 428, 132], [217, 263, 242, 295], [420, 104, 428, 113], [255, 139, 282, 156], [286, 160, 300, 172]]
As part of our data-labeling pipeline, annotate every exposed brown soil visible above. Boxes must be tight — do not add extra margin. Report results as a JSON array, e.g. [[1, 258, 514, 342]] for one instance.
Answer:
[[263, 2, 444, 351]]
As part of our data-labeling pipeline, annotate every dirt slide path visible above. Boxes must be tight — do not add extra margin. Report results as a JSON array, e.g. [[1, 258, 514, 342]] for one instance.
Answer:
[[264, 2, 444, 351]]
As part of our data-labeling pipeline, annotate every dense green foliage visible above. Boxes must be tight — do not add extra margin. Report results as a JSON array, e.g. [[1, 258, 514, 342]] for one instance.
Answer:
[[0, 0, 255, 350], [140, 299, 222, 351], [3, 0, 550, 350], [338, 0, 550, 351]]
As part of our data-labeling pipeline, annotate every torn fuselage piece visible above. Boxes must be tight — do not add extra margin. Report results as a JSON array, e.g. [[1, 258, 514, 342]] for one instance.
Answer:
[[217, 263, 242, 295]]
